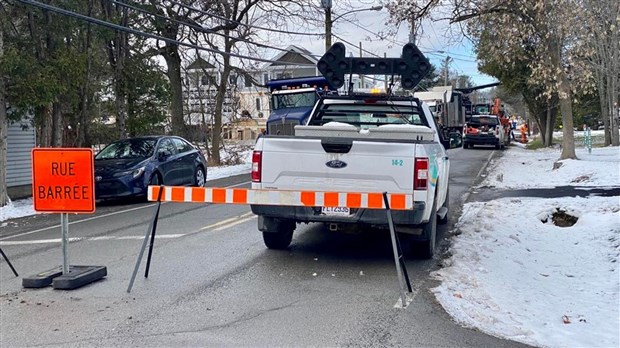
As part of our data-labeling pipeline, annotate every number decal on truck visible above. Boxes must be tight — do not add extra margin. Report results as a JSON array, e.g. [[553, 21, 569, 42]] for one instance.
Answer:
[[391, 159, 404, 166]]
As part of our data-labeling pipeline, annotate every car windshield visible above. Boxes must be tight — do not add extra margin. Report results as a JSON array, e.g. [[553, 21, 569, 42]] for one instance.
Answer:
[[272, 91, 317, 110], [309, 103, 426, 129], [95, 139, 157, 160]]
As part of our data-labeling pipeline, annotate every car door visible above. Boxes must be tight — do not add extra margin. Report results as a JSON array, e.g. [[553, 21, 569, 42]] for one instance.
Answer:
[[156, 138, 180, 185], [171, 137, 197, 185]]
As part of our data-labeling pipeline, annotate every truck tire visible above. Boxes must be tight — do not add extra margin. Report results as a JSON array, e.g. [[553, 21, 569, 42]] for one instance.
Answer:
[[259, 216, 295, 249], [413, 197, 437, 259], [438, 186, 449, 225]]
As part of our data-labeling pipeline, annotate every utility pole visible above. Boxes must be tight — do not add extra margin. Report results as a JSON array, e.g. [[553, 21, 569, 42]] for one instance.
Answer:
[[322, 0, 332, 52], [444, 56, 452, 87], [408, 18, 416, 44], [360, 42, 364, 87]]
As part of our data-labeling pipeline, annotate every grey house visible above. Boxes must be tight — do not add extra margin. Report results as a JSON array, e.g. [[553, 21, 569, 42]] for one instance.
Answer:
[[7, 118, 35, 199]]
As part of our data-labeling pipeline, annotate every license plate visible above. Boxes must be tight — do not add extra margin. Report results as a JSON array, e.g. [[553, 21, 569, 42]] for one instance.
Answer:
[[321, 207, 351, 216]]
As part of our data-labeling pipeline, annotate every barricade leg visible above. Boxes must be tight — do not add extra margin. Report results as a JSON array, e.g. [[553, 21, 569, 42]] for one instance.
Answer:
[[382, 192, 413, 308], [127, 185, 163, 293], [0, 247, 19, 277]]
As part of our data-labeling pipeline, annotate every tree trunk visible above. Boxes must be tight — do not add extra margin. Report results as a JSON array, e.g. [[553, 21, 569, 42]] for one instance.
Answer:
[[51, 102, 63, 147], [557, 73, 577, 159], [78, 1, 94, 147], [164, 46, 185, 138], [599, 75, 611, 145], [211, 36, 233, 165], [0, 28, 9, 207], [609, 71, 619, 146]]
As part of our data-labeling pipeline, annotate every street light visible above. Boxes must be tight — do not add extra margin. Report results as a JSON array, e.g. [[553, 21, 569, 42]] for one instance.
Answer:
[[322, 1, 383, 52]]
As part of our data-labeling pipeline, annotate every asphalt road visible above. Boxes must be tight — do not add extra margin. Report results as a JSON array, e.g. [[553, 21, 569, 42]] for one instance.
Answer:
[[0, 146, 530, 347]]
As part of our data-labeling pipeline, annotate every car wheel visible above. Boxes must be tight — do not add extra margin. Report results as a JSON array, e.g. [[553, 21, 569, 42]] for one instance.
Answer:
[[412, 197, 437, 259], [438, 186, 449, 225], [463, 142, 469, 149], [261, 217, 295, 250], [194, 166, 206, 187]]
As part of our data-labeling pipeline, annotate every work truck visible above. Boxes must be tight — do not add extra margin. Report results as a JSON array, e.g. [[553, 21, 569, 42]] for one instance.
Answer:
[[250, 43, 454, 258], [266, 76, 337, 135]]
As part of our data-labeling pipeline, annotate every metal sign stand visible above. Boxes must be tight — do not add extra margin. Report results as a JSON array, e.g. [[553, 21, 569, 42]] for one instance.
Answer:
[[22, 213, 107, 289], [382, 193, 413, 309], [0, 247, 19, 277], [61, 213, 70, 274], [127, 186, 164, 293]]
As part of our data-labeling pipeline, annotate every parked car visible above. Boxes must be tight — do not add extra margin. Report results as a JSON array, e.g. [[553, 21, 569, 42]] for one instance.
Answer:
[[94, 136, 207, 200]]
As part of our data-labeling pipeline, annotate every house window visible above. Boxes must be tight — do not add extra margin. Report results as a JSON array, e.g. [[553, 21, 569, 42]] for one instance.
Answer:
[[263, 73, 269, 84], [276, 72, 291, 80], [255, 98, 261, 111], [245, 76, 252, 87]]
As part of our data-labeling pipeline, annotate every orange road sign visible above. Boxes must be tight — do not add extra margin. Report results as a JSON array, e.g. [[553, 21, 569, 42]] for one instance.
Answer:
[[32, 148, 96, 213]]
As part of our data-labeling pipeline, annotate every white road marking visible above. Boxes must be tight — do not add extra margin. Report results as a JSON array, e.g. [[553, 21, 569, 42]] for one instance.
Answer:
[[0, 180, 252, 241], [0, 234, 185, 246], [2, 211, 256, 246]]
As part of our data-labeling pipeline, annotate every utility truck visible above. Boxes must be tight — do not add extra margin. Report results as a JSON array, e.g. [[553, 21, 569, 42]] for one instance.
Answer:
[[250, 43, 456, 258], [265, 76, 337, 135]]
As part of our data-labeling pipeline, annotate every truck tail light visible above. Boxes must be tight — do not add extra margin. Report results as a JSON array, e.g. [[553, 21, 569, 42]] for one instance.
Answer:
[[414, 157, 429, 190], [252, 151, 262, 182]]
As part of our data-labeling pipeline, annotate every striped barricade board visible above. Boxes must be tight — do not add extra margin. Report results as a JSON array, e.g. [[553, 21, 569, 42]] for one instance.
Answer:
[[147, 186, 413, 210]]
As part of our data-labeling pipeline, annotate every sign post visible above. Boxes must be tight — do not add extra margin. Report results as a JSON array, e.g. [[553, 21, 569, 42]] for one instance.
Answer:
[[22, 148, 106, 290]]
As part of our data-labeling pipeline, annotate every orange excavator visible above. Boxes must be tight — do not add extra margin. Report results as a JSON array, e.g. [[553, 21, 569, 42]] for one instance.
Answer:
[[492, 97, 513, 145]]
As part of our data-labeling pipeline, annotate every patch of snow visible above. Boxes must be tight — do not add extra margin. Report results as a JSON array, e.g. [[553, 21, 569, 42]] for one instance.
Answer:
[[434, 144, 620, 348], [481, 146, 620, 188], [433, 196, 620, 348], [0, 198, 39, 223]]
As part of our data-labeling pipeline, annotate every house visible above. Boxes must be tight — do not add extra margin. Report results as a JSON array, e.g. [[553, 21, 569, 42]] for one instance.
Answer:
[[183, 56, 236, 139], [6, 117, 36, 199]]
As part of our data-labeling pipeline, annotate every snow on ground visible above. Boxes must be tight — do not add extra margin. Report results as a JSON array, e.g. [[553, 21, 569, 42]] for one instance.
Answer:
[[481, 145, 620, 189], [206, 147, 252, 181], [0, 197, 37, 223], [433, 145, 620, 348]]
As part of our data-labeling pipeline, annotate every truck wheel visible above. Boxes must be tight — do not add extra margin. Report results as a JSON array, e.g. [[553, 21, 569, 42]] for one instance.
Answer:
[[260, 217, 295, 249], [412, 198, 437, 259], [263, 230, 294, 249], [438, 187, 449, 225]]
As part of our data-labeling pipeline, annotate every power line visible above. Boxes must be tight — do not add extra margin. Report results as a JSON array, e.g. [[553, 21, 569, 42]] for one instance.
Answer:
[[167, 0, 324, 37], [339, 16, 478, 63], [110, 0, 323, 58], [16, 0, 316, 66]]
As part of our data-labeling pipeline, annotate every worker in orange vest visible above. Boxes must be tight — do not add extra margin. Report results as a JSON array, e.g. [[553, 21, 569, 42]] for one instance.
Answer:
[[519, 123, 528, 143]]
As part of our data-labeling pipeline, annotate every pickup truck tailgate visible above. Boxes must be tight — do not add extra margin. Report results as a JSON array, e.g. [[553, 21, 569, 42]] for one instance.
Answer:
[[260, 137, 416, 193]]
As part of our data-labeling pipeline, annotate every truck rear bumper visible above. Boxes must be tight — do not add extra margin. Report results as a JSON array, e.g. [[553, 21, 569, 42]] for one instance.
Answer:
[[250, 203, 427, 226], [464, 135, 499, 145]]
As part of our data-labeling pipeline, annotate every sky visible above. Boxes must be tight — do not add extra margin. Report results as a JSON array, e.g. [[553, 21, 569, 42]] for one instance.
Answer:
[[256, 0, 498, 86], [1, 131, 618, 347]]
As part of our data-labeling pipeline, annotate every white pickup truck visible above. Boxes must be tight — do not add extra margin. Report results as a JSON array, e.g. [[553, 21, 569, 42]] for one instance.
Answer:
[[250, 94, 453, 258]]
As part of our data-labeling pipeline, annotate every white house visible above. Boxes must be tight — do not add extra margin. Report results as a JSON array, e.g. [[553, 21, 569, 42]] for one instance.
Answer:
[[6, 116, 35, 199]]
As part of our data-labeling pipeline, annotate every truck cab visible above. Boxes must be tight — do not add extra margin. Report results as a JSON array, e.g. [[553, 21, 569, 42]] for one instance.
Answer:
[[266, 76, 337, 135]]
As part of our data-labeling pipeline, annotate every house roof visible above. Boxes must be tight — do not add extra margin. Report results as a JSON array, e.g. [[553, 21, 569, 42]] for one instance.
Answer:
[[187, 57, 215, 70], [263, 45, 318, 69]]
